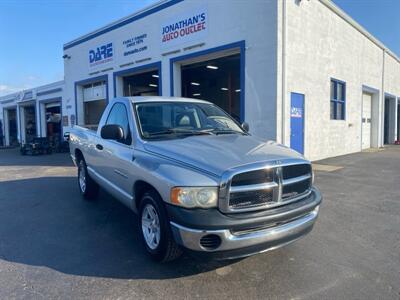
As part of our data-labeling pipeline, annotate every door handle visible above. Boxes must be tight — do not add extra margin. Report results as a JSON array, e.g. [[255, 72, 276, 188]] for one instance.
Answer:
[[96, 144, 103, 150]]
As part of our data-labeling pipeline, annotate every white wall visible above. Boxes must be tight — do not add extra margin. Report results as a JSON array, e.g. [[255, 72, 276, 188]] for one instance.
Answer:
[[278, 0, 400, 161], [63, 0, 279, 141]]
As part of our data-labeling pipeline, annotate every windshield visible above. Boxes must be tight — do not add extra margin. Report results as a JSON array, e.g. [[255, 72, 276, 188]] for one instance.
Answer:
[[134, 101, 246, 139]]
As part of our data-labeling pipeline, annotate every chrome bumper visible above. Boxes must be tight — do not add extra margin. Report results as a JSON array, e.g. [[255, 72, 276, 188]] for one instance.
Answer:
[[170, 206, 319, 254]]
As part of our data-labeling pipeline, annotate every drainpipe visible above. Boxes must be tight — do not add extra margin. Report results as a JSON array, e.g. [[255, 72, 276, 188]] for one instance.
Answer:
[[281, 0, 287, 145]]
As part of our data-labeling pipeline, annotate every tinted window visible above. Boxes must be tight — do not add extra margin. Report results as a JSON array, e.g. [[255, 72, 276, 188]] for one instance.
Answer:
[[106, 103, 132, 145]]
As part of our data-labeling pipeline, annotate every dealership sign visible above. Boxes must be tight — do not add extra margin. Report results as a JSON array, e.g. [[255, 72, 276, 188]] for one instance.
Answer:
[[89, 43, 113, 67], [161, 8, 207, 48]]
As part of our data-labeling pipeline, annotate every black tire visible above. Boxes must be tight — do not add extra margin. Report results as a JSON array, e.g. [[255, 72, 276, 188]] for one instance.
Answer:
[[138, 190, 182, 262], [77, 158, 99, 200]]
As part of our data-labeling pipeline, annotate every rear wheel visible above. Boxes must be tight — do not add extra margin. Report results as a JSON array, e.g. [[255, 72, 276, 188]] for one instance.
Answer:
[[78, 158, 99, 200], [139, 190, 182, 262]]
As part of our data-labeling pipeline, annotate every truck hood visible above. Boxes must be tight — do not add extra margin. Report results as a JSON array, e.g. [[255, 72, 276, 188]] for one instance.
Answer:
[[143, 135, 305, 177]]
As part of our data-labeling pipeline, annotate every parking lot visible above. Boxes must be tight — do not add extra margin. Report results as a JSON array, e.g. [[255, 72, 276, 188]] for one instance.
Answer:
[[0, 148, 399, 299]]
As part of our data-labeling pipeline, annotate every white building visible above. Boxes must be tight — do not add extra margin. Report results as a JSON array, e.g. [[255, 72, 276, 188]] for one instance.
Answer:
[[0, 81, 64, 146], [2, 0, 400, 160]]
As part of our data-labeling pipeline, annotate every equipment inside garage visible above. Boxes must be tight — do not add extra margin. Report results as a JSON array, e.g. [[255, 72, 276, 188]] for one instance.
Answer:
[[123, 70, 159, 96], [23, 106, 37, 143], [383, 96, 398, 145], [181, 54, 241, 122], [83, 81, 107, 128], [6, 108, 18, 146], [397, 103, 400, 142], [45, 102, 61, 146]]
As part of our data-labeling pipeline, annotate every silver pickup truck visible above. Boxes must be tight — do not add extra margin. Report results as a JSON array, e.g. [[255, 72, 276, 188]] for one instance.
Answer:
[[69, 96, 322, 262]]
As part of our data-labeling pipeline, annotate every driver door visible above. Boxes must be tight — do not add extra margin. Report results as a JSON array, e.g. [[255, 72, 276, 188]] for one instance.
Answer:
[[95, 102, 134, 207]]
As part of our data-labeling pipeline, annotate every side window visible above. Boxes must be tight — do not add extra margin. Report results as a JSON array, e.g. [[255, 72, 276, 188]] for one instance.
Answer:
[[105, 103, 132, 145], [330, 79, 346, 120]]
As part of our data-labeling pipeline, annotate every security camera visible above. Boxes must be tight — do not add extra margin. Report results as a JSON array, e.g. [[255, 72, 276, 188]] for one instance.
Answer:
[[62, 54, 71, 59]]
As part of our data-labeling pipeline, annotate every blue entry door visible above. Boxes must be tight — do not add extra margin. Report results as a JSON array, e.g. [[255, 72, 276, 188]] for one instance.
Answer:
[[290, 93, 305, 154]]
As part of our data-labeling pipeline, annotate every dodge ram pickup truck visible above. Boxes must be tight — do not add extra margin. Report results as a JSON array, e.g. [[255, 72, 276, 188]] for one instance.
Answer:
[[69, 96, 322, 262]]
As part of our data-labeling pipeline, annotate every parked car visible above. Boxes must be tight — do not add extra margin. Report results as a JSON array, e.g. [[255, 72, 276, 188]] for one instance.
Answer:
[[68, 97, 322, 262], [21, 137, 52, 155]]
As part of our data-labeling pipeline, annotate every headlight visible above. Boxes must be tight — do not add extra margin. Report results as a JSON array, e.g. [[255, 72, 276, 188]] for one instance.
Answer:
[[171, 187, 218, 208]]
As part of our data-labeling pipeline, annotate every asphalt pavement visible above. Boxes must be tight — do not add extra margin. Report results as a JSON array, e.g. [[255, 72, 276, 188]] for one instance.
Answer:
[[0, 147, 399, 299]]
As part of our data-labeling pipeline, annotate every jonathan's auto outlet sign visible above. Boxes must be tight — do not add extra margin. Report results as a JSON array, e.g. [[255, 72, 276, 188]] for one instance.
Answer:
[[161, 7, 207, 48]]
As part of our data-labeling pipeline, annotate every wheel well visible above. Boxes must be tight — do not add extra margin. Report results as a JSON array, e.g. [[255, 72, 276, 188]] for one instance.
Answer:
[[134, 181, 160, 211], [75, 149, 84, 163]]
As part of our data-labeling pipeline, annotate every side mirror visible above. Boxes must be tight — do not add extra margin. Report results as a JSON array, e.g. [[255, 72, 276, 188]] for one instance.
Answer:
[[101, 124, 124, 140], [63, 132, 70, 141], [241, 122, 249, 132]]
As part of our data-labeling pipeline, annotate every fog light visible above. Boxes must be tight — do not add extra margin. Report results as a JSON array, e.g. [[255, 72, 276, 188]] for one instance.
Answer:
[[200, 234, 221, 250]]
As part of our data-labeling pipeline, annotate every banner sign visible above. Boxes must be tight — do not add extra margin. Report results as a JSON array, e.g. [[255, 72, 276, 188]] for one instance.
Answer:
[[161, 7, 207, 48], [122, 34, 148, 57], [89, 43, 113, 68]]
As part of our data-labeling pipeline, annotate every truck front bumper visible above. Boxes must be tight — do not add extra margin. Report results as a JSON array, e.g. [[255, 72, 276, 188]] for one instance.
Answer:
[[169, 187, 321, 259]]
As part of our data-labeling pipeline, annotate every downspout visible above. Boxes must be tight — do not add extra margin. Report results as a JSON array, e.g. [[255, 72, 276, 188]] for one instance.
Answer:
[[281, 0, 287, 145]]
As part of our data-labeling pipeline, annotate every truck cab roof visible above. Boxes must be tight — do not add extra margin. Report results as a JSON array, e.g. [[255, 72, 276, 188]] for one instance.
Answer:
[[116, 96, 212, 105]]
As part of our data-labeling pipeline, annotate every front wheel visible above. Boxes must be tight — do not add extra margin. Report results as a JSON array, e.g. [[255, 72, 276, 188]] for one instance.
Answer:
[[139, 190, 182, 262], [78, 159, 99, 200]]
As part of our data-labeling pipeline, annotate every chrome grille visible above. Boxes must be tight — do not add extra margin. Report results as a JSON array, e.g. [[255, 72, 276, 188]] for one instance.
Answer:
[[220, 160, 312, 213], [231, 169, 274, 186]]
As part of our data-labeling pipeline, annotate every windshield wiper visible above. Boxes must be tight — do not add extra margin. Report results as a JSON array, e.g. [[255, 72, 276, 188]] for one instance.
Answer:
[[211, 129, 245, 135], [145, 128, 213, 138]]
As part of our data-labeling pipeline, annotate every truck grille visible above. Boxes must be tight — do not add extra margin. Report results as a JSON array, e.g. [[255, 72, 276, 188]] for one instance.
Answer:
[[229, 189, 274, 209], [225, 163, 312, 212]]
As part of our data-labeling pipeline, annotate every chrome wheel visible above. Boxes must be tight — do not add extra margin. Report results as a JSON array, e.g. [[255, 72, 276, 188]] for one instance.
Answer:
[[79, 162, 86, 193], [141, 203, 161, 250]]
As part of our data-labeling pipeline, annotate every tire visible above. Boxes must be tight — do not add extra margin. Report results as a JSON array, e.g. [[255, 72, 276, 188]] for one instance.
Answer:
[[139, 190, 182, 262], [77, 158, 99, 200]]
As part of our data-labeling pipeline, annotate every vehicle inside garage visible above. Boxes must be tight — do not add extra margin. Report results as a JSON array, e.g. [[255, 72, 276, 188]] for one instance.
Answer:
[[181, 54, 241, 122]]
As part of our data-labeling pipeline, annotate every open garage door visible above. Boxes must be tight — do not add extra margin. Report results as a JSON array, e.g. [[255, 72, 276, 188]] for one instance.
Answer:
[[362, 93, 372, 149], [5, 108, 18, 146], [181, 53, 241, 122], [83, 81, 107, 128], [45, 102, 61, 145]]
